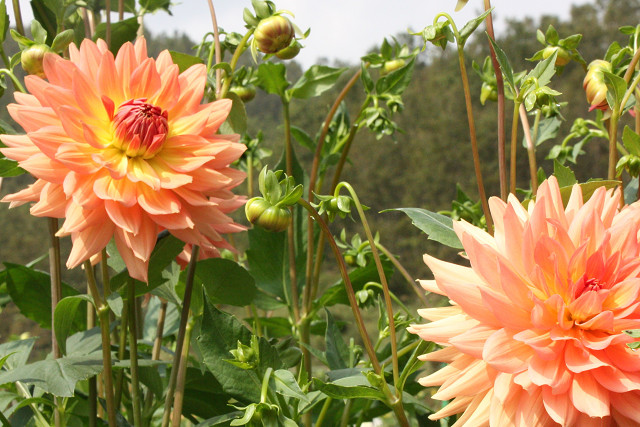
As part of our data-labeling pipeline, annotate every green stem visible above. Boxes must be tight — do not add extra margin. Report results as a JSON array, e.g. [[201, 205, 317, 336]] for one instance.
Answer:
[[161, 245, 199, 427], [114, 297, 129, 409], [519, 104, 538, 195], [171, 317, 194, 427], [375, 242, 428, 307], [483, 0, 507, 201], [127, 280, 142, 427], [0, 408, 10, 426], [105, 0, 111, 48], [362, 282, 411, 315], [509, 101, 520, 195], [0, 69, 26, 93], [218, 30, 254, 100], [246, 151, 254, 198], [396, 341, 431, 396], [88, 307, 97, 427], [15, 381, 50, 427], [335, 182, 400, 390], [531, 109, 542, 145], [205, 0, 223, 97], [314, 397, 333, 427], [260, 367, 273, 404], [84, 262, 117, 427], [339, 400, 352, 427], [11, 0, 24, 36], [143, 299, 167, 424]]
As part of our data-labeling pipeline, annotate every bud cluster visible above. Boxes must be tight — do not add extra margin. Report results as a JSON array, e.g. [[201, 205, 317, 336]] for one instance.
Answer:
[[245, 167, 303, 232]]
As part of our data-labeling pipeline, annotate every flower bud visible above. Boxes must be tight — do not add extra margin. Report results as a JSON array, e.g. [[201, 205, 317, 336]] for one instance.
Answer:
[[583, 59, 612, 112], [254, 15, 295, 54], [245, 197, 291, 232], [21, 44, 53, 78], [380, 59, 406, 76], [230, 84, 257, 102], [542, 46, 571, 67], [275, 40, 301, 60], [480, 82, 498, 105]]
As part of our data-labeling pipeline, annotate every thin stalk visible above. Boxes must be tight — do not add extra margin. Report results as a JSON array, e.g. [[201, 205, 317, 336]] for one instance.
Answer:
[[118, 0, 123, 21], [314, 397, 333, 427], [335, 183, 400, 391], [483, 0, 507, 200], [143, 299, 168, 423], [246, 151, 254, 198], [48, 218, 62, 427], [171, 318, 194, 427], [339, 400, 352, 427], [127, 280, 142, 427], [88, 307, 97, 427], [0, 409, 10, 427], [509, 102, 520, 195], [0, 69, 26, 93], [105, 0, 111, 48], [84, 261, 117, 427], [206, 0, 223, 98], [136, 10, 145, 39], [11, 0, 24, 36], [375, 242, 428, 306], [519, 104, 538, 195], [114, 297, 129, 409], [218, 30, 254, 99], [531, 110, 542, 145], [15, 382, 49, 427], [161, 245, 200, 427]]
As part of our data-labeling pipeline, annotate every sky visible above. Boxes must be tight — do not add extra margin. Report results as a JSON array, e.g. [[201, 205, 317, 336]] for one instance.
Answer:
[[9, 0, 592, 68]]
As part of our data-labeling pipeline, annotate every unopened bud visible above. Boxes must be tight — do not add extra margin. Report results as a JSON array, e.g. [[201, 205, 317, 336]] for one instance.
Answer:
[[275, 40, 301, 60], [245, 197, 291, 232], [254, 15, 295, 54], [583, 59, 612, 112], [542, 46, 571, 67], [21, 44, 53, 78]]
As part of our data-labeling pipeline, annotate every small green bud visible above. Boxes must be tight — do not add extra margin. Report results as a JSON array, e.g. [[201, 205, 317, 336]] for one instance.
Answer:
[[245, 197, 291, 232], [254, 15, 295, 54], [480, 82, 498, 105], [380, 59, 405, 76], [230, 84, 257, 102], [542, 45, 571, 66], [21, 44, 53, 78]]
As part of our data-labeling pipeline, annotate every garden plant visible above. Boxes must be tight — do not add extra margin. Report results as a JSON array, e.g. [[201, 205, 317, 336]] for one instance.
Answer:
[[0, 0, 639, 426]]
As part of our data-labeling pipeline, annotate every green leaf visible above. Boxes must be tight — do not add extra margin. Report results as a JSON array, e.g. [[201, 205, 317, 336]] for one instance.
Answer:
[[106, 291, 124, 317], [602, 71, 627, 111], [324, 309, 349, 370], [256, 62, 289, 97], [0, 338, 35, 369], [30, 1, 56, 44], [66, 326, 104, 356], [556, 180, 621, 207], [360, 62, 374, 94], [0, 158, 26, 177], [50, 29, 75, 52], [4, 263, 82, 329], [197, 302, 282, 402], [271, 369, 309, 403], [0, 353, 104, 397], [553, 160, 577, 187], [526, 51, 557, 87], [30, 19, 48, 44], [528, 116, 561, 147], [458, 9, 493, 46], [246, 226, 286, 306], [622, 125, 640, 156], [169, 50, 203, 73], [290, 65, 347, 99], [219, 91, 247, 135], [194, 412, 244, 427], [197, 258, 257, 306], [139, 0, 171, 13], [312, 376, 386, 401], [54, 295, 93, 355], [487, 37, 515, 91], [94, 17, 139, 54], [290, 126, 315, 151], [388, 208, 463, 249]]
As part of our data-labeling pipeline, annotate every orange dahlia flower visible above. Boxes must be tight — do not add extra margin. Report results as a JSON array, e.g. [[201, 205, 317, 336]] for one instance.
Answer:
[[409, 177, 640, 426], [1, 38, 246, 281]]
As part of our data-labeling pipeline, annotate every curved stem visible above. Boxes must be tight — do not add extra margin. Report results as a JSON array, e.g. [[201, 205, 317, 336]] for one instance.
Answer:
[[161, 245, 199, 427], [509, 102, 520, 195], [84, 262, 117, 427], [218, 30, 254, 100], [127, 280, 142, 427], [334, 182, 399, 389], [375, 242, 428, 307], [0, 69, 26, 93]]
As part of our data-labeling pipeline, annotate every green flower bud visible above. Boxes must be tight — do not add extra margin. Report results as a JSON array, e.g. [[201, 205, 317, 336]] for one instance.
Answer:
[[21, 44, 53, 78], [275, 40, 301, 60], [245, 197, 291, 232], [542, 45, 571, 67], [230, 84, 257, 102], [254, 15, 295, 54], [480, 82, 498, 105], [380, 59, 406, 76], [583, 59, 612, 112]]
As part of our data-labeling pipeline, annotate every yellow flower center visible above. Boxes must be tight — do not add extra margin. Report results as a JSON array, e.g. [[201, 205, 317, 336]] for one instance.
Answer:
[[112, 98, 168, 159]]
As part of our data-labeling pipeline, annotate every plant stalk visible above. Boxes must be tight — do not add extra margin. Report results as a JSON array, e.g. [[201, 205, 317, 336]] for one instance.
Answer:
[[128, 280, 142, 427], [48, 218, 62, 427], [171, 318, 194, 427], [519, 104, 538, 194]]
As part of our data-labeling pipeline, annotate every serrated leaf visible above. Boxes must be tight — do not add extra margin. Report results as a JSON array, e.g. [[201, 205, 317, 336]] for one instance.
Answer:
[[527, 50, 557, 87], [388, 208, 463, 249], [622, 125, 640, 156], [93, 17, 139, 54], [290, 65, 347, 99], [553, 160, 577, 187], [256, 62, 289, 97], [197, 258, 256, 307], [0, 338, 35, 370], [376, 58, 415, 96]]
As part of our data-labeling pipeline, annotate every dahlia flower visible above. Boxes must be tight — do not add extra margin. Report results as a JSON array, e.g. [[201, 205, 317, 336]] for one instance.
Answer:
[[1, 38, 246, 281], [409, 177, 640, 426]]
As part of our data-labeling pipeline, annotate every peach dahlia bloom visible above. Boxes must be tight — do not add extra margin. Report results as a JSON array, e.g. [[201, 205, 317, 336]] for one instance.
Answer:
[[408, 177, 640, 426], [0, 38, 246, 281]]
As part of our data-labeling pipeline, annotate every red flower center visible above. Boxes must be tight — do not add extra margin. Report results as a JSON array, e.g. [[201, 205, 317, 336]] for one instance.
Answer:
[[574, 275, 605, 298], [112, 98, 168, 159]]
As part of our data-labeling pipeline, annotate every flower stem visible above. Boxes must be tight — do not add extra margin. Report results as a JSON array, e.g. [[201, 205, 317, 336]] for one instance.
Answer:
[[314, 396, 333, 427], [161, 245, 199, 427], [483, 0, 507, 200], [114, 297, 129, 409], [11, 0, 25, 36], [127, 279, 142, 427], [218, 30, 254, 100], [375, 242, 428, 306], [509, 101, 520, 195], [88, 306, 98, 427], [48, 218, 62, 427], [519, 104, 538, 195], [0, 69, 26, 93], [84, 261, 117, 427], [171, 317, 194, 427], [143, 299, 167, 422], [206, 0, 223, 98]]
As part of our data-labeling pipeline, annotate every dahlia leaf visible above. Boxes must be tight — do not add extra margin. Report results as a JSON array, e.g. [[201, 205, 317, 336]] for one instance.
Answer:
[[169, 50, 204, 73], [622, 125, 640, 156], [198, 302, 282, 402], [487, 36, 515, 91], [553, 160, 577, 187], [256, 62, 289, 97], [0, 352, 104, 397], [94, 17, 139, 54], [0, 158, 26, 177], [53, 294, 94, 355], [324, 308, 350, 370], [246, 225, 287, 307], [0, 338, 35, 370], [0, 0, 8, 43], [3, 263, 83, 330], [140, 0, 171, 13], [312, 376, 386, 401], [290, 65, 347, 99], [602, 71, 627, 111], [271, 369, 309, 403], [458, 9, 493, 47], [197, 258, 257, 307], [389, 208, 463, 249], [376, 58, 415, 96], [220, 92, 248, 135]]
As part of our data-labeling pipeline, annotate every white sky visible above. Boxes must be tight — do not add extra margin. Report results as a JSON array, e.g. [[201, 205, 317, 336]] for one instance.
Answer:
[[10, 0, 592, 67]]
